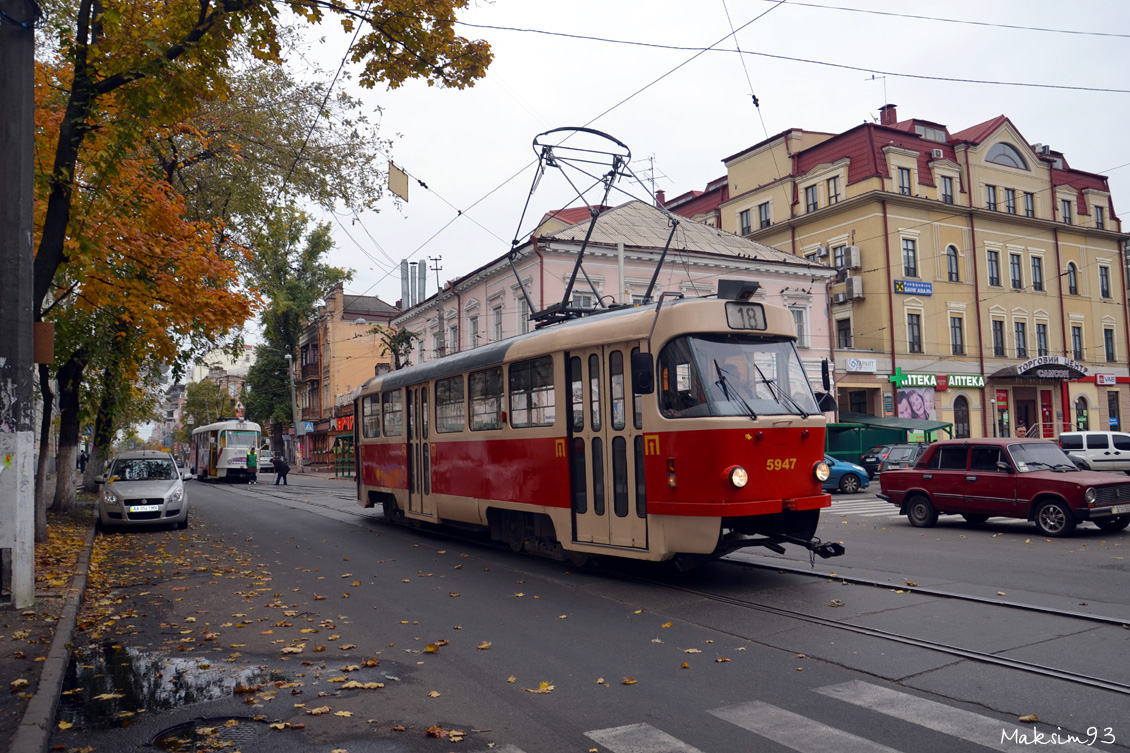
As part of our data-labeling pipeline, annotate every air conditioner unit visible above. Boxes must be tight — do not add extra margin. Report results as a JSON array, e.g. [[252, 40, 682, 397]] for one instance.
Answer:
[[815, 245, 829, 258], [832, 292, 848, 305], [847, 245, 862, 270], [931, 148, 944, 159], [846, 276, 864, 299]]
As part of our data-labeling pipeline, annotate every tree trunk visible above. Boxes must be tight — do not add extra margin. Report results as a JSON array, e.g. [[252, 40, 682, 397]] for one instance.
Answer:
[[34, 364, 54, 543], [50, 353, 87, 514]]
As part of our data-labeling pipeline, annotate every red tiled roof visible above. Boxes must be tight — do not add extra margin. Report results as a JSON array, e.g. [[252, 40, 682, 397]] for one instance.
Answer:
[[949, 115, 1009, 145]]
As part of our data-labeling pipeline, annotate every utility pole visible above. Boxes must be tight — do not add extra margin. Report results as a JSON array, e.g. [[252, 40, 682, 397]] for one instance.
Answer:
[[428, 255, 443, 293], [0, 0, 39, 608]]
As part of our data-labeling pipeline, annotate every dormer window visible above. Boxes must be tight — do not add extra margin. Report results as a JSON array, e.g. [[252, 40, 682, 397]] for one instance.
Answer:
[[986, 143, 1029, 170], [914, 125, 947, 142]]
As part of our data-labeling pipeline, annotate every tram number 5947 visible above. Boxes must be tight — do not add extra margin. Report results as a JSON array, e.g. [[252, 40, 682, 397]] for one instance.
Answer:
[[765, 458, 797, 471]]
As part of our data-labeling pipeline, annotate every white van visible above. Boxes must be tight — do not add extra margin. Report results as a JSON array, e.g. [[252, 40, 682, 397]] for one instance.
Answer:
[[1058, 431, 1130, 473]]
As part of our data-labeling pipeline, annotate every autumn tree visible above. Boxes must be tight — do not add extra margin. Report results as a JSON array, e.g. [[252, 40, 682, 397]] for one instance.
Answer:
[[369, 325, 419, 370]]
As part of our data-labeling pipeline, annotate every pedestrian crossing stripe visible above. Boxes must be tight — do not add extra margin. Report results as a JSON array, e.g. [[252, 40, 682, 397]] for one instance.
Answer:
[[710, 701, 902, 753]]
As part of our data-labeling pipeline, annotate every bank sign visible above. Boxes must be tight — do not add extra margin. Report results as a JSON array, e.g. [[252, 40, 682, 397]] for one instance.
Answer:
[[894, 279, 933, 296], [889, 367, 985, 390]]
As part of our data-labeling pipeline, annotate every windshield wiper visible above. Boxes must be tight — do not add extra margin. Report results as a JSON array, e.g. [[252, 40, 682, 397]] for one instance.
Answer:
[[752, 364, 810, 418], [714, 360, 757, 419]]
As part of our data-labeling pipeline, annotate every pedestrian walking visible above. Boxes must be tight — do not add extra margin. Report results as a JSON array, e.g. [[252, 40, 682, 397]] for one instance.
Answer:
[[247, 447, 258, 484], [78, 450, 88, 473], [274, 456, 290, 485], [1015, 421, 1027, 438]]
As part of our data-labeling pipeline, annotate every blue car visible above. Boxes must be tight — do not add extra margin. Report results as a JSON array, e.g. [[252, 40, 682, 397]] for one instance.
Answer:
[[823, 455, 870, 494]]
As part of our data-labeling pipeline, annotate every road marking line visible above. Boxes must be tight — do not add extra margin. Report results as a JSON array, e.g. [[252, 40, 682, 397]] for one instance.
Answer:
[[709, 700, 903, 753], [815, 681, 1099, 753], [585, 722, 706, 753]]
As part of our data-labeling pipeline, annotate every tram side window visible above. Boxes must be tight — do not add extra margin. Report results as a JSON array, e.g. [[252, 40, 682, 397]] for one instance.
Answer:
[[510, 356, 555, 428], [658, 338, 706, 418], [609, 350, 626, 430], [470, 367, 504, 431], [382, 389, 403, 436], [631, 347, 643, 430], [362, 395, 381, 438], [569, 356, 583, 431], [436, 376, 466, 433]]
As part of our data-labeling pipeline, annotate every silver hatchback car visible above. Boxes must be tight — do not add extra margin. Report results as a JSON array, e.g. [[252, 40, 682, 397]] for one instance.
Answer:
[[96, 450, 191, 530]]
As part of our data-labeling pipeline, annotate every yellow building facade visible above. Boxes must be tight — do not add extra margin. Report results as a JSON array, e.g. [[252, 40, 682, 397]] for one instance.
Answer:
[[707, 105, 1128, 438]]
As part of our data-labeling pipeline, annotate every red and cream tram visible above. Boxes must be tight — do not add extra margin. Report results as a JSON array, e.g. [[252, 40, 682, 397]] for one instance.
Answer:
[[354, 290, 843, 566]]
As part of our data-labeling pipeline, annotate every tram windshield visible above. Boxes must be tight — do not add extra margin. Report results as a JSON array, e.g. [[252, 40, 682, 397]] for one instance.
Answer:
[[658, 334, 820, 418], [222, 430, 259, 447]]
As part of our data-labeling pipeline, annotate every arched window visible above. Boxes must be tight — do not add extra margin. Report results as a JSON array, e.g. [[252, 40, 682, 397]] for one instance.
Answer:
[[946, 245, 960, 282], [954, 395, 970, 438], [1067, 262, 1078, 295], [986, 143, 1029, 170], [1075, 396, 1089, 431]]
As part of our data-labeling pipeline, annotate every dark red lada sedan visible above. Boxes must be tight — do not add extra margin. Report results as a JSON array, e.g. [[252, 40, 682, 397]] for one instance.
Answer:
[[877, 438, 1130, 537]]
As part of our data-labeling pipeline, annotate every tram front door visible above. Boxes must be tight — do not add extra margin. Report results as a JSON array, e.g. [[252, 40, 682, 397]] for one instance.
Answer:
[[568, 345, 647, 550], [406, 385, 435, 519]]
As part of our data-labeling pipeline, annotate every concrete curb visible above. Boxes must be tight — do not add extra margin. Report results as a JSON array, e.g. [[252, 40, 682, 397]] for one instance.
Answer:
[[9, 521, 96, 753]]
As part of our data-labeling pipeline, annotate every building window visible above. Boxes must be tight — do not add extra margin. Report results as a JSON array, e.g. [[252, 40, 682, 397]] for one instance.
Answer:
[[902, 238, 917, 277], [946, 245, 960, 282], [1061, 198, 1072, 224], [1100, 266, 1112, 298], [954, 395, 971, 439], [836, 318, 852, 349], [1067, 262, 1078, 295], [986, 185, 997, 210], [492, 305, 503, 341], [1108, 391, 1121, 431], [907, 313, 923, 353], [986, 143, 1029, 169], [1005, 188, 1016, 214], [987, 250, 1001, 286], [898, 167, 912, 196], [1072, 325, 1083, 360], [791, 309, 807, 348], [1105, 328, 1116, 362], [1014, 321, 1027, 358], [1096, 206, 1106, 229], [1009, 253, 1023, 289], [1076, 396, 1090, 431], [941, 175, 954, 204], [449, 325, 459, 354], [1036, 323, 1049, 357], [827, 176, 840, 204], [950, 317, 964, 355], [470, 316, 480, 348], [1031, 257, 1044, 291], [805, 185, 819, 213], [1024, 192, 1035, 217], [758, 202, 771, 229], [739, 209, 751, 235], [517, 297, 530, 335], [833, 245, 847, 269], [992, 320, 1005, 356], [572, 292, 594, 309]]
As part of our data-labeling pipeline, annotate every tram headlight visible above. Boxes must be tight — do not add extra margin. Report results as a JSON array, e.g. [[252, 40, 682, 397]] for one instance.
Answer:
[[814, 461, 831, 482], [727, 466, 749, 488]]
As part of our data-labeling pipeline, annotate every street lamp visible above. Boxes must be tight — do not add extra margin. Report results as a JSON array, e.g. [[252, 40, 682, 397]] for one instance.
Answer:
[[283, 352, 305, 474]]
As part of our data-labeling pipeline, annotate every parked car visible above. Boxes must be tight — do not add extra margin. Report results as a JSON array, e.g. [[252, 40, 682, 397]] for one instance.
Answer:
[[1058, 431, 1130, 473], [95, 450, 191, 531], [875, 443, 929, 475], [823, 455, 870, 494], [877, 438, 1130, 537], [258, 448, 274, 473], [860, 445, 894, 478]]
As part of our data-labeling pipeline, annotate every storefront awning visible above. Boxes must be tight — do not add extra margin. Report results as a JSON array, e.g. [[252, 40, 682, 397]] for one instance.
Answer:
[[836, 412, 953, 435]]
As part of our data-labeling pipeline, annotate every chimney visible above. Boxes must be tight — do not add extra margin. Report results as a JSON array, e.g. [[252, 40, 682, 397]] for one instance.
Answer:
[[655, 190, 666, 207], [879, 104, 898, 126]]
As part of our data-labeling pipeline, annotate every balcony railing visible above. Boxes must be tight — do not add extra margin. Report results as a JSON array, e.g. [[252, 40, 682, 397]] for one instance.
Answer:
[[301, 362, 320, 381]]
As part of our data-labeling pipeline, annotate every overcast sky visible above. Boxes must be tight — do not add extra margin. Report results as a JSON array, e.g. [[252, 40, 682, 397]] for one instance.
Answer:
[[296, 0, 1130, 310]]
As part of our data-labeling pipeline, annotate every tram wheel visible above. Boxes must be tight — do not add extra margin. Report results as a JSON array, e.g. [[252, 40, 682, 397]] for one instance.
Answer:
[[567, 550, 590, 568], [505, 511, 527, 552], [382, 496, 399, 523]]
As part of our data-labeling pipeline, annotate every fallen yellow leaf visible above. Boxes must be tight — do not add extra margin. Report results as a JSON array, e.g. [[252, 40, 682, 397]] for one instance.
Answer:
[[478, 641, 492, 650], [622, 677, 637, 685], [57, 721, 73, 730], [428, 690, 441, 698], [524, 681, 555, 694]]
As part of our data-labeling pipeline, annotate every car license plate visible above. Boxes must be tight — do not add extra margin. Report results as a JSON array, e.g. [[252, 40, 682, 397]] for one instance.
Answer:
[[129, 505, 159, 513], [1111, 504, 1130, 515]]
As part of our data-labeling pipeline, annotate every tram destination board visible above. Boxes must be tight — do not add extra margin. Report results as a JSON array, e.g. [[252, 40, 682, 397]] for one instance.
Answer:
[[725, 302, 767, 331]]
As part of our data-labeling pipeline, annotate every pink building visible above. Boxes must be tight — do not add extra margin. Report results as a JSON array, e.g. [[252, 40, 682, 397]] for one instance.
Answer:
[[393, 200, 837, 386]]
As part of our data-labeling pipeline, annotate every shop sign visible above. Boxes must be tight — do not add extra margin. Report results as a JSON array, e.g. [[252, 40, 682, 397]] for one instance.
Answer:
[[889, 368, 985, 390], [894, 279, 933, 296], [1096, 374, 1118, 386], [889, 368, 935, 387], [334, 415, 355, 432], [996, 389, 1009, 410], [846, 358, 877, 373], [1017, 355, 1088, 379], [946, 374, 985, 389]]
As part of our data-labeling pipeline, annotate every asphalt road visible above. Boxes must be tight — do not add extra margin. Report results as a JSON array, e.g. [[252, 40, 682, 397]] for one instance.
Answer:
[[48, 477, 1130, 753]]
